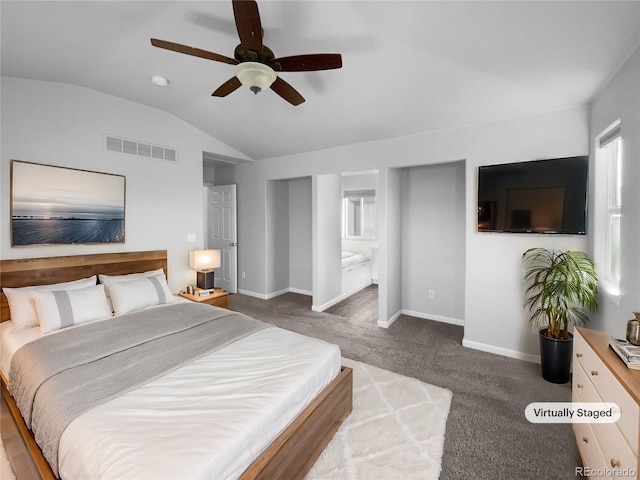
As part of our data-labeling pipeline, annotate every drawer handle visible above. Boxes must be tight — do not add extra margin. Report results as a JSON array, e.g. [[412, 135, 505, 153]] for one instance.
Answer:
[[582, 436, 589, 444], [590, 370, 598, 376], [610, 459, 621, 468], [576, 353, 583, 358], [576, 383, 583, 389]]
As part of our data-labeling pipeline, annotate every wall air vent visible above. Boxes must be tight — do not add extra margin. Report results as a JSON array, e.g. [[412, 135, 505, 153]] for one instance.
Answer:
[[104, 135, 178, 163]]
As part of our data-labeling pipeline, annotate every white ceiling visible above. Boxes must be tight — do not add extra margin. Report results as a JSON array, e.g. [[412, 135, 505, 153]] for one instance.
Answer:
[[2, 1, 639, 161]]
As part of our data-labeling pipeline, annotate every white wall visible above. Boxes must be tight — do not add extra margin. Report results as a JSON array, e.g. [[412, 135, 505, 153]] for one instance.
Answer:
[[589, 47, 640, 339], [215, 106, 589, 359], [264, 176, 313, 297], [312, 174, 343, 310], [289, 177, 312, 294], [265, 180, 290, 295], [463, 112, 588, 361], [380, 167, 403, 326], [401, 161, 466, 324], [1, 77, 247, 292]]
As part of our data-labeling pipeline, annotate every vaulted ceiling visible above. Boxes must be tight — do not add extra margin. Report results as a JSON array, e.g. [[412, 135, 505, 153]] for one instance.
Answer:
[[2, 1, 639, 160]]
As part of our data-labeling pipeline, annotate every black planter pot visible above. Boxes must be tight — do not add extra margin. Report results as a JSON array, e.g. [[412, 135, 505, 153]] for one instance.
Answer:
[[539, 329, 573, 384]]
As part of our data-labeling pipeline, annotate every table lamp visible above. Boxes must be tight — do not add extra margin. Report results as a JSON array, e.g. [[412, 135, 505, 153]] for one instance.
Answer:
[[189, 249, 221, 290]]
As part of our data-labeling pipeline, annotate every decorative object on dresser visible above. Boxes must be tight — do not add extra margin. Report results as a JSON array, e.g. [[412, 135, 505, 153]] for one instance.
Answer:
[[522, 248, 598, 384], [628, 313, 640, 345], [609, 336, 640, 370], [179, 288, 229, 309], [573, 327, 639, 479], [189, 249, 221, 290]]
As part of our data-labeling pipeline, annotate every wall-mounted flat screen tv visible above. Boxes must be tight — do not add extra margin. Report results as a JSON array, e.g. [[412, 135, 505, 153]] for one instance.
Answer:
[[477, 156, 588, 234]]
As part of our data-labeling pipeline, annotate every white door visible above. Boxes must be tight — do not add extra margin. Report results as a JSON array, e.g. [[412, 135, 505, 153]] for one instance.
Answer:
[[205, 185, 238, 293]]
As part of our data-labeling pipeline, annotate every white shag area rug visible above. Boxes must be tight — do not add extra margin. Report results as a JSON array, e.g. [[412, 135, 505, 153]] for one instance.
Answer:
[[306, 357, 453, 480], [0, 358, 452, 480], [1, 437, 16, 480]]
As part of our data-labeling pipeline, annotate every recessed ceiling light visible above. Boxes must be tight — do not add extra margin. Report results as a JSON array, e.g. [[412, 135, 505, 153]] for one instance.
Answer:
[[151, 75, 169, 87]]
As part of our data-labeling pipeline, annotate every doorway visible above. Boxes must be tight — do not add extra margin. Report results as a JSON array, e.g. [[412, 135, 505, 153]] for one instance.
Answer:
[[265, 177, 313, 297], [204, 184, 238, 293]]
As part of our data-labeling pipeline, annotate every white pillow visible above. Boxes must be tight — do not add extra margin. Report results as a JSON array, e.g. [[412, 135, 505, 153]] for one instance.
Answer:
[[2, 276, 97, 329], [98, 268, 165, 286], [99, 268, 167, 310], [106, 274, 175, 316], [33, 284, 112, 334]]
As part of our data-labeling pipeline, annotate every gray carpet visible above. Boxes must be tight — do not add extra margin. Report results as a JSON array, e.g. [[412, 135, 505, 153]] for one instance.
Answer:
[[229, 288, 583, 480]]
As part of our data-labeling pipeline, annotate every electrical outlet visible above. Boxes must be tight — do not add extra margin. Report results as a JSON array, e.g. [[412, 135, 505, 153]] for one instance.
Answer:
[[187, 233, 196, 243], [241, 272, 246, 279], [428, 290, 435, 299]]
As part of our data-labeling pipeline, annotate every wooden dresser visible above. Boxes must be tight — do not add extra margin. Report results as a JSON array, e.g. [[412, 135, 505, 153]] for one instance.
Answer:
[[573, 327, 640, 479]]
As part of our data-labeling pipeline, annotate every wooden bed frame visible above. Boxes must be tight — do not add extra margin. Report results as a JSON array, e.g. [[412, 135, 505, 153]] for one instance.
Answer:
[[0, 250, 353, 480]]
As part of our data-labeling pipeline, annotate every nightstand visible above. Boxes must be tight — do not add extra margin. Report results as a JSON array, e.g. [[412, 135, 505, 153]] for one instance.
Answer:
[[178, 289, 229, 309]]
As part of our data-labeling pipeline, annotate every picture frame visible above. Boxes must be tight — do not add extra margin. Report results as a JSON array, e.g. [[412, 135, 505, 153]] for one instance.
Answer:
[[10, 160, 126, 246]]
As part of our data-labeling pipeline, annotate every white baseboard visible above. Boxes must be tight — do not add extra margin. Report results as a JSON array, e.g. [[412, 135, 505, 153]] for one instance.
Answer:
[[312, 282, 372, 312], [462, 338, 540, 364], [378, 310, 463, 328], [237, 289, 268, 299], [378, 309, 401, 328], [265, 288, 291, 299], [401, 310, 464, 326], [288, 287, 312, 296], [239, 288, 312, 300]]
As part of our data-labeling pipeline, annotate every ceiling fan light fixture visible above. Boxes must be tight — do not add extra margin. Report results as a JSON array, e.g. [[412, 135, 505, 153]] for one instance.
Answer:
[[235, 62, 276, 94]]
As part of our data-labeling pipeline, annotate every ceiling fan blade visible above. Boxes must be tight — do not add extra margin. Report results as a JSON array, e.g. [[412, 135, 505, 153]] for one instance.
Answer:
[[232, 0, 263, 57], [151, 38, 238, 65], [270, 77, 305, 106], [271, 54, 343, 72], [212, 76, 242, 97]]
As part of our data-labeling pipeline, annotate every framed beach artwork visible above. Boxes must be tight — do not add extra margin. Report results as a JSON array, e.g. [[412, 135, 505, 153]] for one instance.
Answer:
[[10, 160, 125, 246]]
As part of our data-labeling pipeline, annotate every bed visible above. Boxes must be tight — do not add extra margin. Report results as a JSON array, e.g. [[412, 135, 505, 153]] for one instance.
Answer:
[[341, 251, 372, 296], [0, 250, 352, 480]]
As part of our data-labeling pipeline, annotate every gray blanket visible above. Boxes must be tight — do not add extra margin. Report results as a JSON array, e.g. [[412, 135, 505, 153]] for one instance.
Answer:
[[9, 302, 269, 476]]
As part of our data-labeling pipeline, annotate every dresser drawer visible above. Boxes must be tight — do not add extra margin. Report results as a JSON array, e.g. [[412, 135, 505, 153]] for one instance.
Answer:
[[574, 422, 609, 479], [574, 330, 640, 455], [592, 421, 639, 480], [572, 360, 602, 404]]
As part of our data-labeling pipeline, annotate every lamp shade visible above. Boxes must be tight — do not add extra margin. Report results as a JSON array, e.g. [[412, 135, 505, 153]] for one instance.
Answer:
[[189, 249, 221, 271]]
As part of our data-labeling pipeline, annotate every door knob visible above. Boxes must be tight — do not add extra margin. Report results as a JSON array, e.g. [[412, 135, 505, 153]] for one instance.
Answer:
[[229, 242, 237, 247]]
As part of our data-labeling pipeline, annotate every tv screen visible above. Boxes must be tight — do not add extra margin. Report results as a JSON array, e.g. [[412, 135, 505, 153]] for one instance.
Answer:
[[477, 156, 588, 234]]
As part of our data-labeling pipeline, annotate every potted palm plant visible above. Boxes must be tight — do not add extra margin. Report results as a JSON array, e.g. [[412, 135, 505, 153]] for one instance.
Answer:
[[522, 248, 598, 384]]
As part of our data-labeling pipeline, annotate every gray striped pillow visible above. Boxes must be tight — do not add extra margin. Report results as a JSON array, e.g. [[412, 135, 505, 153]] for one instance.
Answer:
[[32, 284, 113, 333], [105, 275, 175, 316]]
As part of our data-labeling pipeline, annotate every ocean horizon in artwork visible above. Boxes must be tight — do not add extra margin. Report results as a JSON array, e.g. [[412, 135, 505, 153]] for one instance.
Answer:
[[11, 161, 125, 245], [12, 210, 125, 245]]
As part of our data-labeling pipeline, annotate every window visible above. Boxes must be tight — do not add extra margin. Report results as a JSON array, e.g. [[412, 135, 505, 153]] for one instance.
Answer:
[[342, 189, 376, 238], [596, 122, 622, 293]]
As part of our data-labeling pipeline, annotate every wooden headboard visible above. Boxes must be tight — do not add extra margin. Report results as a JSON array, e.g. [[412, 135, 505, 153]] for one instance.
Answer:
[[0, 250, 168, 322]]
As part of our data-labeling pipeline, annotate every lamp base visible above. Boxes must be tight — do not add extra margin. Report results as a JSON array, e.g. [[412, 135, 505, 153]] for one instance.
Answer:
[[196, 270, 215, 290]]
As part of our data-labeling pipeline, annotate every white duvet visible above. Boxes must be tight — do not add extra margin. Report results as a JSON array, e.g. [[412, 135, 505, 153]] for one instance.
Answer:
[[1, 311, 341, 480]]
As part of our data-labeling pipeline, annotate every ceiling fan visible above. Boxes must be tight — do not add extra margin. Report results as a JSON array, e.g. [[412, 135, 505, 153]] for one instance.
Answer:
[[150, 0, 342, 106]]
